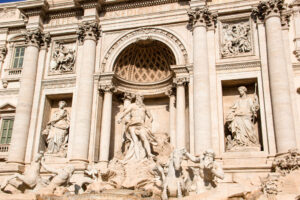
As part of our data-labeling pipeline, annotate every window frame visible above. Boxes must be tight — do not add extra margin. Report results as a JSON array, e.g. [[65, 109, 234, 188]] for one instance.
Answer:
[[11, 45, 25, 69], [0, 117, 14, 144]]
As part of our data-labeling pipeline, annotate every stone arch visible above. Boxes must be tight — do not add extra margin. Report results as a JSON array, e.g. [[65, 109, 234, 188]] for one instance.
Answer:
[[102, 27, 188, 72]]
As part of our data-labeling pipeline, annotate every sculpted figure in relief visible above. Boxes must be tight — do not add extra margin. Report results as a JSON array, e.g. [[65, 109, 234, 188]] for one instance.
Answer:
[[221, 22, 252, 57], [184, 149, 224, 194], [50, 43, 75, 73], [1, 153, 46, 193], [117, 94, 157, 162], [225, 86, 260, 151], [42, 100, 70, 157]]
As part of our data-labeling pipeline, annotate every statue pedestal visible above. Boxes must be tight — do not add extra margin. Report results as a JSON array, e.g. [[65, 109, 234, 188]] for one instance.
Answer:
[[227, 146, 261, 152]]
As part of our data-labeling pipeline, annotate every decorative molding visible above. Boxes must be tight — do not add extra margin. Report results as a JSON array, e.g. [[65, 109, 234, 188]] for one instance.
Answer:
[[0, 88, 19, 96], [187, 6, 218, 29], [102, 27, 188, 69], [48, 9, 83, 20], [216, 61, 261, 71], [102, 0, 187, 12], [17, 0, 49, 19], [42, 77, 76, 89]]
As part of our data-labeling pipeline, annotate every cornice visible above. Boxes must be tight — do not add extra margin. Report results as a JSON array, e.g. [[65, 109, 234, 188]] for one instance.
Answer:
[[17, 0, 49, 18], [102, 0, 188, 12]]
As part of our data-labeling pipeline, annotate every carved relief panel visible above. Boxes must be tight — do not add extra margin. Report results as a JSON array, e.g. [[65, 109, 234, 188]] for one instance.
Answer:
[[219, 19, 253, 58], [49, 40, 76, 75], [222, 79, 262, 152]]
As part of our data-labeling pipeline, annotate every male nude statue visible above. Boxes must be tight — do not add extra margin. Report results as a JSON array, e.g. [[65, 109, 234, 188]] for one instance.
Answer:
[[117, 94, 156, 161]]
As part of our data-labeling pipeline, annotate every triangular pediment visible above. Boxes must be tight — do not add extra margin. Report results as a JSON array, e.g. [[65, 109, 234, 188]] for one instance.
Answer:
[[0, 103, 16, 113]]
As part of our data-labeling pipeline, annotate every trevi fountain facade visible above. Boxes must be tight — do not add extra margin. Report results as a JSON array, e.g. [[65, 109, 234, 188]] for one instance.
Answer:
[[0, 0, 299, 199]]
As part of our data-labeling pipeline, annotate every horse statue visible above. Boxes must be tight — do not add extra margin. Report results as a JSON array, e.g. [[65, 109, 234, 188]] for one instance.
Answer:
[[161, 148, 187, 200]]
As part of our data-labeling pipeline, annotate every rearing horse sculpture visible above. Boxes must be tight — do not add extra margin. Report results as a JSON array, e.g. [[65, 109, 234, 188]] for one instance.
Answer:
[[162, 148, 186, 200]]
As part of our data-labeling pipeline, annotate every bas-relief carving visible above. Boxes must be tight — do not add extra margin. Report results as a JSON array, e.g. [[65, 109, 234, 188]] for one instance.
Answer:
[[225, 85, 260, 152], [42, 101, 70, 157], [49, 43, 76, 74], [221, 21, 252, 58]]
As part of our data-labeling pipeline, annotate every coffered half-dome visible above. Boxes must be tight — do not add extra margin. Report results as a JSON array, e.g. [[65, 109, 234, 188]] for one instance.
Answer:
[[114, 40, 176, 84]]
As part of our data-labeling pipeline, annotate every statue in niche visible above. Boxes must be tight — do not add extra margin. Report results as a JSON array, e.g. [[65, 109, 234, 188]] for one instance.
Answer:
[[184, 149, 224, 194], [225, 85, 260, 151], [42, 100, 70, 157], [50, 43, 75, 73], [221, 22, 252, 57], [117, 94, 157, 162]]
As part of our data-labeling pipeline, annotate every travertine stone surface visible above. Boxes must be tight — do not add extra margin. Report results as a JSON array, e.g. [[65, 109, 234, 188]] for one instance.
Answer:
[[71, 22, 98, 162], [0, 0, 300, 199]]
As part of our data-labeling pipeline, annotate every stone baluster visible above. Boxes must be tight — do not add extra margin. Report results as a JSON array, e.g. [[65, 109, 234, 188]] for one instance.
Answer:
[[165, 87, 176, 147], [7, 29, 49, 163], [252, 0, 297, 153], [187, 7, 217, 155], [98, 83, 115, 162], [71, 21, 100, 162], [173, 77, 189, 149]]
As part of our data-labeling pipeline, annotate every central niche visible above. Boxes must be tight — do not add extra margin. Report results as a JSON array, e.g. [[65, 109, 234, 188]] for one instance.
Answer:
[[114, 40, 176, 83]]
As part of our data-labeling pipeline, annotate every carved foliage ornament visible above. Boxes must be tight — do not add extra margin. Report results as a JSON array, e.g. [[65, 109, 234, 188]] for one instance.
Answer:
[[251, 0, 285, 22], [25, 29, 51, 48], [221, 21, 252, 57], [0, 46, 7, 61], [187, 7, 218, 28], [272, 148, 300, 175], [77, 21, 100, 44]]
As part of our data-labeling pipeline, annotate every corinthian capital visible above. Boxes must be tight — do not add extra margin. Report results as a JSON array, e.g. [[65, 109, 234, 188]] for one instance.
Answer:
[[0, 46, 7, 61], [99, 83, 115, 94], [173, 77, 189, 86], [252, 0, 286, 22], [77, 21, 100, 44], [25, 29, 50, 48], [187, 6, 217, 29]]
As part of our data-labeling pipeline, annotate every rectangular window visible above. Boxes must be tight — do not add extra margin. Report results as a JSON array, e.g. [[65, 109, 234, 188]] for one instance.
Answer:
[[0, 119, 14, 144], [12, 46, 25, 68]]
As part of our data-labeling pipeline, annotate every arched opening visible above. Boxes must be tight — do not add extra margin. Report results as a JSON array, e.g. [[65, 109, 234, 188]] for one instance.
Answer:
[[109, 40, 178, 160], [113, 40, 176, 84]]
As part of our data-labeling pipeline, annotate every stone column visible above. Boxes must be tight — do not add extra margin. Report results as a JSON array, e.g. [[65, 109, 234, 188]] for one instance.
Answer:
[[71, 21, 99, 162], [165, 88, 176, 147], [7, 30, 48, 163], [173, 77, 189, 149], [188, 7, 217, 155], [98, 83, 114, 162], [252, 0, 297, 153]]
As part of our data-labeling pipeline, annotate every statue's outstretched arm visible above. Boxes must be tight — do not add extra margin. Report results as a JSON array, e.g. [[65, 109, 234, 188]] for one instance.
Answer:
[[185, 152, 200, 163], [41, 159, 59, 174]]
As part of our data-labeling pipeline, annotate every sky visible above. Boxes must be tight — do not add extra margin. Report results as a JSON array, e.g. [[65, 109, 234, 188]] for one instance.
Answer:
[[0, 0, 24, 3]]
